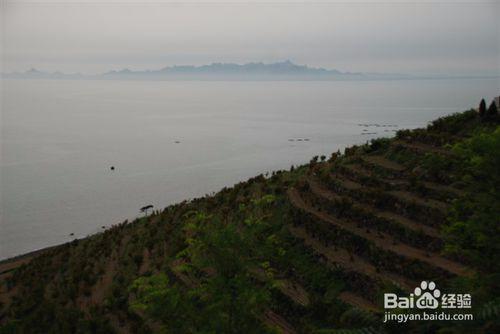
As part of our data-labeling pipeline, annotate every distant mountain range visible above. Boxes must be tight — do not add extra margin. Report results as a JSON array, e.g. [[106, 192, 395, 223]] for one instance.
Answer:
[[2, 61, 415, 81]]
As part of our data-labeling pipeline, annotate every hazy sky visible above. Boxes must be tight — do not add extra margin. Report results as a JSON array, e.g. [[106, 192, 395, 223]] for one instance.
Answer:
[[1, 0, 499, 75]]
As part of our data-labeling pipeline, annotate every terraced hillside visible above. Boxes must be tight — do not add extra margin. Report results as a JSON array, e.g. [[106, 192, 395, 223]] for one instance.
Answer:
[[1, 107, 499, 333]]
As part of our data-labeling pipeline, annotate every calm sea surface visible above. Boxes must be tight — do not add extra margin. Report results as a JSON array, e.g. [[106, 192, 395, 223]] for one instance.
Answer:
[[1, 78, 499, 259]]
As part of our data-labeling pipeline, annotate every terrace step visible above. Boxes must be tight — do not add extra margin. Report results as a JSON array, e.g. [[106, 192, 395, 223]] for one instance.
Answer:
[[171, 259, 297, 333], [331, 175, 363, 191], [252, 268, 310, 307], [0, 247, 54, 277], [308, 178, 441, 239], [288, 188, 472, 277], [422, 181, 465, 198], [388, 190, 449, 214], [261, 310, 297, 334], [340, 163, 407, 186], [288, 225, 415, 291], [392, 140, 454, 156], [340, 163, 463, 199], [328, 175, 450, 219], [361, 155, 406, 173]]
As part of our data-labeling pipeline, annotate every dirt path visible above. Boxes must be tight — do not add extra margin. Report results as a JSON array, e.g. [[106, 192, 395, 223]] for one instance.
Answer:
[[342, 164, 407, 186], [308, 178, 441, 239], [251, 267, 310, 307], [388, 190, 449, 213], [0, 246, 56, 276], [392, 140, 454, 156], [277, 280, 310, 307], [343, 163, 462, 198], [308, 178, 342, 202], [330, 175, 363, 191], [361, 156, 406, 172], [422, 181, 465, 197], [288, 225, 415, 291], [376, 211, 440, 239], [0, 257, 32, 276], [261, 310, 297, 334], [288, 188, 472, 277], [328, 174, 450, 215]]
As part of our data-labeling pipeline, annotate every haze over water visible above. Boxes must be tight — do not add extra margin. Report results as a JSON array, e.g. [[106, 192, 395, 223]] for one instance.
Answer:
[[1, 77, 499, 259]]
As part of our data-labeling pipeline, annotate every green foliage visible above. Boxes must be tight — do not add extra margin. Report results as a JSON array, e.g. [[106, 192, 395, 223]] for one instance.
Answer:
[[444, 126, 500, 272], [368, 138, 391, 153], [421, 153, 455, 182], [129, 273, 195, 333], [129, 196, 280, 333], [314, 308, 383, 334], [476, 299, 500, 321], [428, 109, 479, 135]]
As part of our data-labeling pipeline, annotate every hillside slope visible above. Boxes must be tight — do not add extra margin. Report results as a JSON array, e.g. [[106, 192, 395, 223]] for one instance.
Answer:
[[1, 106, 499, 333]]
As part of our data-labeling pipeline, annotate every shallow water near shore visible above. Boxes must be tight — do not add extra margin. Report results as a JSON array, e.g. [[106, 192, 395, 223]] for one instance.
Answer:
[[1, 78, 499, 259]]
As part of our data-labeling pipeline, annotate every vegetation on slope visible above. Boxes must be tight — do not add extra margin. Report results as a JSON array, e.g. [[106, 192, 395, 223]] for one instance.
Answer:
[[0, 105, 499, 334]]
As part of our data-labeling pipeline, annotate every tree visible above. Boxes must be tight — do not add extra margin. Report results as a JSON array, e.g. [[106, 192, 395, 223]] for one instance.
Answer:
[[130, 197, 278, 333], [180, 211, 271, 333], [129, 274, 196, 332], [479, 98, 487, 116], [445, 127, 500, 272], [487, 101, 498, 117]]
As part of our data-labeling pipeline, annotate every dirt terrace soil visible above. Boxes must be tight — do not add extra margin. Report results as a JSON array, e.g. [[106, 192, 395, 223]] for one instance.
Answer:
[[307, 178, 441, 239], [329, 174, 450, 217], [288, 225, 415, 291], [392, 140, 455, 156], [287, 188, 472, 277], [361, 155, 406, 172]]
